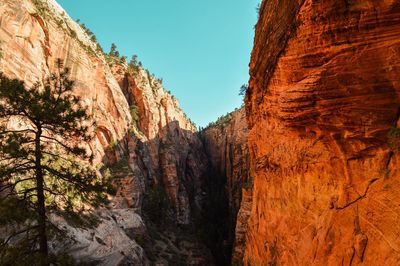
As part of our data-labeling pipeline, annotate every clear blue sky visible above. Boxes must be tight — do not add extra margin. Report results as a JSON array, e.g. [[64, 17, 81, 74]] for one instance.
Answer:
[[57, 0, 259, 127]]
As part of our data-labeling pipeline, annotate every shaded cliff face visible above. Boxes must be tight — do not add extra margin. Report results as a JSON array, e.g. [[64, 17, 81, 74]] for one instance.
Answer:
[[201, 108, 251, 265], [245, 0, 400, 265], [0, 0, 213, 264], [110, 63, 207, 226]]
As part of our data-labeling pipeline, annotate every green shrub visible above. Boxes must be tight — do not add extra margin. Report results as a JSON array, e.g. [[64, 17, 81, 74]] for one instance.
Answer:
[[32, 0, 51, 19], [128, 55, 141, 76], [130, 104, 140, 123], [204, 111, 234, 129]]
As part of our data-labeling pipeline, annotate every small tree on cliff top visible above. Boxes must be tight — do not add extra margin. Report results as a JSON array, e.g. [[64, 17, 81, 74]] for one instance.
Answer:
[[109, 43, 120, 58], [239, 84, 248, 98], [0, 60, 112, 264]]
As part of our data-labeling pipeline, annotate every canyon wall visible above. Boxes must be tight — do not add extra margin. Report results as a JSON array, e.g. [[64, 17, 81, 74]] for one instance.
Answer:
[[0, 0, 130, 164], [0, 0, 213, 264], [201, 108, 251, 265], [110, 63, 207, 226], [245, 0, 400, 265]]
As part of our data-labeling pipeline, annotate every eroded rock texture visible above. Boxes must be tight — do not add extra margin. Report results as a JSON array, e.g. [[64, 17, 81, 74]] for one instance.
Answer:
[[245, 0, 400, 265], [0, 0, 131, 164], [201, 108, 251, 265], [110, 63, 207, 226], [0, 0, 213, 264]]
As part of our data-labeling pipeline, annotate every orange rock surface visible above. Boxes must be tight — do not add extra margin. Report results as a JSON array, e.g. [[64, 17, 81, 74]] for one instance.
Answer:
[[0, 0, 212, 263], [245, 0, 400, 265], [0, 0, 204, 225], [0, 0, 130, 164], [110, 63, 205, 226]]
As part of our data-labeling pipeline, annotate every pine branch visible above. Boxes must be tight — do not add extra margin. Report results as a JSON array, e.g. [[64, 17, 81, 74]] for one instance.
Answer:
[[0, 129, 36, 135], [41, 151, 72, 162], [42, 165, 86, 190], [40, 135, 85, 156], [0, 225, 39, 247], [0, 177, 35, 193], [0, 163, 35, 178]]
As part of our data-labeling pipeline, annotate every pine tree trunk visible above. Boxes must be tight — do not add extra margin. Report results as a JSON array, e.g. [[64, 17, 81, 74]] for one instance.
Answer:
[[35, 126, 49, 265]]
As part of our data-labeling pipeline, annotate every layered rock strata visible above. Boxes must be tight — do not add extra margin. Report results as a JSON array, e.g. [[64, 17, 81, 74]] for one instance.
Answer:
[[0, 0, 213, 264], [245, 0, 400, 265]]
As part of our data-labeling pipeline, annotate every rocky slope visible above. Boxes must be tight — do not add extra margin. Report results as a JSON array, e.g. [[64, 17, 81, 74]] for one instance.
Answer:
[[200, 108, 251, 265], [0, 0, 214, 264], [245, 0, 400, 265]]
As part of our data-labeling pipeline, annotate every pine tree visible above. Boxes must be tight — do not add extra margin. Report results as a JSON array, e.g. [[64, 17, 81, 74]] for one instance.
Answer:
[[239, 84, 248, 97], [109, 43, 120, 58], [129, 55, 138, 67], [0, 60, 112, 264], [128, 55, 141, 76]]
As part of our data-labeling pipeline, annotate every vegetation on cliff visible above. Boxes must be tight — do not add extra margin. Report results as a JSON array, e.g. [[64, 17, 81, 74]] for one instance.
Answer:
[[203, 108, 240, 130], [0, 61, 113, 264], [31, 0, 103, 56]]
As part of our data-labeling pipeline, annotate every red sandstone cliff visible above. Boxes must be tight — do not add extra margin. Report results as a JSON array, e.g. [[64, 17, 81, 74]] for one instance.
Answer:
[[0, 0, 212, 264], [0, 0, 131, 165], [110, 63, 206, 226], [245, 0, 400, 265]]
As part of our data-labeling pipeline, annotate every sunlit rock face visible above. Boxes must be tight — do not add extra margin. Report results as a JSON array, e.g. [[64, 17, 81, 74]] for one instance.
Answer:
[[245, 0, 400, 265], [0, 0, 131, 164], [110, 63, 208, 226], [0, 0, 212, 264], [50, 209, 147, 266], [201, 108, 251, 265]]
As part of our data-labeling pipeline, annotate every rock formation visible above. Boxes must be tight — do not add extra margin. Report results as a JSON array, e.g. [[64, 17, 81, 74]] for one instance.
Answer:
[[201, 108, 251, 265], [244, 0, 400, 265], [109, 62, 207, 226], [0, 0, 214, 264]]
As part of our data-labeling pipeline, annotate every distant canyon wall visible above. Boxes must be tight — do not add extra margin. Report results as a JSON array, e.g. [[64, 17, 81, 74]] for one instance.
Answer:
[[201, 108, 251, 265]]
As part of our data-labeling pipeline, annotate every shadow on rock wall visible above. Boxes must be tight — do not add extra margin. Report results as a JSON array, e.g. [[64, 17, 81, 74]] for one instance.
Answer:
[[100, 120, 220, 265]]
